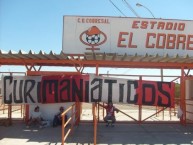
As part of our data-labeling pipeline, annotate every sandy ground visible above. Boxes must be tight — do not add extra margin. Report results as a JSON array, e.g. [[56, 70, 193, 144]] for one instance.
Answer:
[[0, 120, 193, 145], [0, 102, 179, 122], [1, 103, 193, 145]]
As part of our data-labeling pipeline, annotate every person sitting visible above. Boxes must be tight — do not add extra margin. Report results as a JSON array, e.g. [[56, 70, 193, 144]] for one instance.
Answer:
[[53, 106, 67, 127], [26, 106, 43, 128], [103, 101, 119, 126]]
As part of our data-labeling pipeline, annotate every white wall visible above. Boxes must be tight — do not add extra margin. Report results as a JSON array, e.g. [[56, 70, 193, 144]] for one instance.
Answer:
[[29, 102, 74, 121], [0, 79, 2, 96], [186, 100, 193, 122], [185, 80, 193, 100], [185, 80, 193, 122]]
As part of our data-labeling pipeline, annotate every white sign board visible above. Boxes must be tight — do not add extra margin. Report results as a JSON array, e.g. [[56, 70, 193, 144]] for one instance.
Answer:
[[62, 16, 193, 56]]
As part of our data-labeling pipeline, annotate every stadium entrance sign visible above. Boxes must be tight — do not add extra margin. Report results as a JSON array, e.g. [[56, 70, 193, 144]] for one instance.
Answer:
[[63, 16, 193, 56]]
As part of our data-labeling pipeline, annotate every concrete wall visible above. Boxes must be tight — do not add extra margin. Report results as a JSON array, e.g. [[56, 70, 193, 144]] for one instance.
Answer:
[[0, 79, 2, 97], [29, 102, 74, 121], [186, 80, 193, 100], [185, 80, 193, 122], [186, 100, 193, 122]]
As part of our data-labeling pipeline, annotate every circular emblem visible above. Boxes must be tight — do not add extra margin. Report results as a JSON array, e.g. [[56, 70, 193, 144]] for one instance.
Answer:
[[80, 26, 107, 51]]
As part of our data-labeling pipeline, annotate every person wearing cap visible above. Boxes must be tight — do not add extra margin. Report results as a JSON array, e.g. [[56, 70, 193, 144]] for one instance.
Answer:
[[26, 106, 43, 128], [53, 106, 67, 127]]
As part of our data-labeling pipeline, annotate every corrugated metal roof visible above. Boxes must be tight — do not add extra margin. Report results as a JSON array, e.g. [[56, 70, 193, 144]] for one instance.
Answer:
[[1, 50, 193, 68], [0, 50, 69, 60], [1, 49, 193, 62], [84, 52, 193, 63]]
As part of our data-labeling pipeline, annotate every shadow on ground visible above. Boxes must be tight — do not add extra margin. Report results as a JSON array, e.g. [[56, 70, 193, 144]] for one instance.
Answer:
[[67, 123, 193, 145], [0, 121, 193, 145]]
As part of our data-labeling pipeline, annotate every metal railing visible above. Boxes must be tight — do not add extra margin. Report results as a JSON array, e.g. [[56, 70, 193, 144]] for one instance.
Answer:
[[93, 103, 98, 145], [61, 102, 80, 145], [0, 97, 25, 125], [98, 101, 179, 124]]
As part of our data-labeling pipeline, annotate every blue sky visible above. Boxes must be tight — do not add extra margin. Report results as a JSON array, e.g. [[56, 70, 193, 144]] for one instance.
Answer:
[[0, 0, 193, 80], [1, 0, 193, 53]]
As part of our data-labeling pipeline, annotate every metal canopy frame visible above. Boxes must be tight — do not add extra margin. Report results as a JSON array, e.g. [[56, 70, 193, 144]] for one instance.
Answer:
[[1, 50, 193, 125], [2, 50, 193, 145]]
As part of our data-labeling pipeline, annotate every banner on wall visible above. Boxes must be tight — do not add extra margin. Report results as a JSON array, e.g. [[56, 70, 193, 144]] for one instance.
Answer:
[[1, 75, 175, 107], [63, 16, 193, 57], [2, 76, 42, 104]]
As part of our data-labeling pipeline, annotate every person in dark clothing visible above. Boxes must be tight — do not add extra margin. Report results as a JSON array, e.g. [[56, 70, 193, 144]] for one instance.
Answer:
[[53, 106, 67, 127]]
